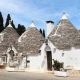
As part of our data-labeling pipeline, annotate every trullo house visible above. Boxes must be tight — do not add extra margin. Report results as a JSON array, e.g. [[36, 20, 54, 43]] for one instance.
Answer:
[[0, 13, 80, 71], [48, 13, 80, 70]]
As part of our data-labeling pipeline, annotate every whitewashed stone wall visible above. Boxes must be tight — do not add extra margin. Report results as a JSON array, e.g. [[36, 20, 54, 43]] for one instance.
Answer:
[[48, 40, 64, 62], [27, 43, 47, 70], [49, 40, 80, 70], [64, 48, 80, 70]]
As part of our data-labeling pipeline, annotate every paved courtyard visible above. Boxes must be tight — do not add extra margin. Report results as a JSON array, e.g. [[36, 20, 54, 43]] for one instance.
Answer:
[[0, 71, 80, 80]]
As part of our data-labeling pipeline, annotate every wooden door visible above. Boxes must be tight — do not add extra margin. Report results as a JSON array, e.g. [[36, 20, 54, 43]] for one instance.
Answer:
[[46, 51, 52, 71]]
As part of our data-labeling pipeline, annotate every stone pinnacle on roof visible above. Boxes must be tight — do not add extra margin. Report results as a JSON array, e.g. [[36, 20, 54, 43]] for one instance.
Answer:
[[61, 12, 68, 20], [7, 20, 12, 27], [30, 21, 36, 27]]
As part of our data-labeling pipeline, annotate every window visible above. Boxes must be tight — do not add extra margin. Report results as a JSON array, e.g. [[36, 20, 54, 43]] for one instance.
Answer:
[[62, 53, 64, 57], [27, 60, 30, 63], [39, 50, 41, 53]]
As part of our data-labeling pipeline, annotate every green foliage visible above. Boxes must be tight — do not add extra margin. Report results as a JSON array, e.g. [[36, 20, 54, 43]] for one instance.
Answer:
[[17, 24, 26, 35], [53, 60, 63, 71], [11, 20, 16, 29], [43, 29, 45, 38], [40, 28, 42, 34], [39, 28, 45, 38], [0, 12, 4, 32], [5, 14, 11, 27], [0, 12, 27, 35]]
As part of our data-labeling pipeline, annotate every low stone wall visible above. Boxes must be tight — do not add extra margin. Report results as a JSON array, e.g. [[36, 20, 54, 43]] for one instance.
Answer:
[[67, 70, 80, 77]]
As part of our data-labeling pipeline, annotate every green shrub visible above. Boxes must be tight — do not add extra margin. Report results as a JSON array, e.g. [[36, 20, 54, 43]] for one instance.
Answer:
[[53, 60, 63, 71]]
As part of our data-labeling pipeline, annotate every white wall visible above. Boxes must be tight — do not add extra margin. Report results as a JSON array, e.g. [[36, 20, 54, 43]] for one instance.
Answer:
[[48, 40, 80, 70], [64, 48, 80, 70], [48, 40, 64, 63], [27, 43, 47, 70], [19, 57, 26, 69]]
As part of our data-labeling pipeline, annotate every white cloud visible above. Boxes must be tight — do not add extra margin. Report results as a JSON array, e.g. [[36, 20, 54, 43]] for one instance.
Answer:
[[0, 0, 79, 29]]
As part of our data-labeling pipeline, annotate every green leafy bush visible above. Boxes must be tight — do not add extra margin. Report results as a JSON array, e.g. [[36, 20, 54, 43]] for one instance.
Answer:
[[53, 60, 63, 71]]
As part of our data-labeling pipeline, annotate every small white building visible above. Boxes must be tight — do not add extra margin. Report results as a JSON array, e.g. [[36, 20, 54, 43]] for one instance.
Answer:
[[0, 21, 21, 68], [18, 22, 51, 71], [48, 13, 80, 70]]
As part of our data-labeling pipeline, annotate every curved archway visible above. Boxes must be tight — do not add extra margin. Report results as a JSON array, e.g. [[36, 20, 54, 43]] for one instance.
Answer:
[[9, 50, 14, 61]]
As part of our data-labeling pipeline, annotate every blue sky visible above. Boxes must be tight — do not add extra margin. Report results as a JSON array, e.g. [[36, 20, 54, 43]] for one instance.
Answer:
[[0, 0, 80, 30]]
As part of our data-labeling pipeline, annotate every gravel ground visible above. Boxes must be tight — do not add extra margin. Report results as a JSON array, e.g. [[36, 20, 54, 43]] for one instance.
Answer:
[[0, 71, 80, 80]]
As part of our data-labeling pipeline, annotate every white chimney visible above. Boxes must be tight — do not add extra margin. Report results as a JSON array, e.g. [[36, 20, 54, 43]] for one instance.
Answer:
[[46, 21, 54, 37]]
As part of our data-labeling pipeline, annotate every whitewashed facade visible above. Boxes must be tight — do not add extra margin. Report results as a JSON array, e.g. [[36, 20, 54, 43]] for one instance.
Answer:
[[47, 13, 80, 70], [0, 13, 80, 71]]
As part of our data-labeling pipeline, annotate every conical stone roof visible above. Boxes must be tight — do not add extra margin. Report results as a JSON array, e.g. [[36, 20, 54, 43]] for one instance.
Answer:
[[73, 30, 80, 48], [48, 17, 78, 50], [0, 23, 20, 54], [18, 26, 45, 55], [2, 27, 19, 45]]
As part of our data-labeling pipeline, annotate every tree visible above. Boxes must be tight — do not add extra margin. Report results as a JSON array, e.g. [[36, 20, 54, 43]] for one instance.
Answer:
[[11, 20, 16, 29], [5, 14, 11, 27], [43, 29, 45, 38], [17, 24, 26, 35], [39, 28, 45, 38], [0, 12, 4, 32], [39, 28, 42, 34]]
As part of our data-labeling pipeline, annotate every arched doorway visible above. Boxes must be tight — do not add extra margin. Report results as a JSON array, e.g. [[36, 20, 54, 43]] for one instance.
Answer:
[[8, 49, 15, 67], [9, 50, 14, 61]]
